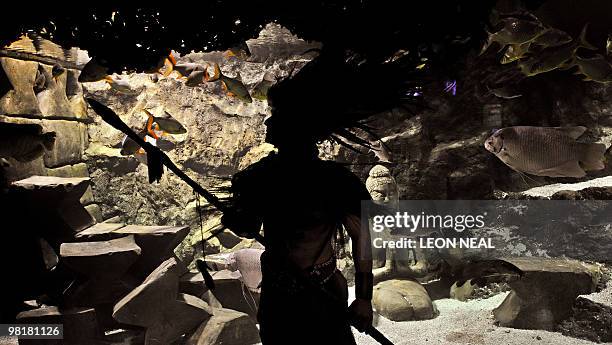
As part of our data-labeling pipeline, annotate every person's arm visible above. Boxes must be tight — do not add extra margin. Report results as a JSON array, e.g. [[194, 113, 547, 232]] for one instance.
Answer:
[[344, 213, 373, 332]]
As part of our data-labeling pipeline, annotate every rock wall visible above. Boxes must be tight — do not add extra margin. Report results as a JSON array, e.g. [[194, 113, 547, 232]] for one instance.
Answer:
[[0, 36, 96, 215], [84, 24, 319, 264]]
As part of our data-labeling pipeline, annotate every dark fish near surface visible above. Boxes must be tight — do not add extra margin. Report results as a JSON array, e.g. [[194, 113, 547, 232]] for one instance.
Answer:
[[480, 17, 546, 54], [34, 64, 49, 93], [173, 63, 207, 78], [52, 63, 66, 81], [573, 55, 612, 83], [485, 126, 606, 178], [208, 63, 252, 103], [0, 123, 56, 162], [143, 109, 187, 135], [224, 42, 251, 60], [519, 24, 596, 76], [501, 42, 531, 64], [251, 72, 275, 101], [185, 70, 207, 87], [104, 76, 139, 95], [488, 85, 522, 99], [78, 57, 109, 82], [531, 28, 572, 48]]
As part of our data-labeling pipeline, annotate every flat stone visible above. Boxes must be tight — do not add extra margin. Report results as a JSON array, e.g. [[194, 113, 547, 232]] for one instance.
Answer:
[[0, 57, 41, 115], [46, 162, 89, 178], [116, 225, 190, 278], [16, 306, 101, 345], [493, 257, 599, 330], [11, 176, 95, 235], [75, 223, 126, 241], [373, 279, 436, 321], [186, 307, 260, 345], [144, 294, 212, 345], [113, 257, 181, 327], [60, 235, 141, 278]]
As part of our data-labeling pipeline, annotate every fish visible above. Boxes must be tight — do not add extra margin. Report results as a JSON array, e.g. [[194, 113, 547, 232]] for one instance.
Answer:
[[224, 42, 251, 60], [488, 85, 522, 99], [173, 63, 207, 79], [185, 70, 207, 87], [607, 34, 611, 56], [480, 17, 546, 54], [572, 54, 612, 83], [51, 63, 66, 82], [531, 28, 572, 48], [143, 109, 187, 135], [148, 52, 177, 77], [208, 63, 253, 103], [250, 72, 275, 101], [484, 126, 606, 178], [34, 64, 49, 93], [0, 122, 55, 162], [78, 57, 109, 82], [104, 76, 139, 94], [519, 24, 596, 76], [500, 42, 531, 64]]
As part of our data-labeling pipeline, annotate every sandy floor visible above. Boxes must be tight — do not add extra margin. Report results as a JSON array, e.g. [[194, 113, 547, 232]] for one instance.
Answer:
[[522, 176, 612, 198], [348, 283, 612, 345]]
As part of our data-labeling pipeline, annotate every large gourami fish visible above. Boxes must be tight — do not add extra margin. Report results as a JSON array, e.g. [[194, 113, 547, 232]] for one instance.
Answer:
[[484, 126, 606, 178]]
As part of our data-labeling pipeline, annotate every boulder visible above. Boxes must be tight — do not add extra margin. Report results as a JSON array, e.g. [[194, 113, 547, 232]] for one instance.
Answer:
[[16, 306, 101, 345], [372, 279, 436, 321], [144, 293, 212, 345], [115, 225, 190, 278], [493, 257, 600, 330], [186, 308, 260, 345], [60, 235, 141, 279], [113, 257, 181, 327], [10, 176, 95, 239]]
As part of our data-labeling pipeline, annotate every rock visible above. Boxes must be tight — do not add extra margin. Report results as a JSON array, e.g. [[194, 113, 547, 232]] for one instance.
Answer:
[[186, 308, 260, 345], [45, 162, 89, 178], [85, 204, 104, 222], [246, 23, 321, 63], [10, 176, 95, 238], [115, 225, 190, 278], [0, 57, 41, 115], [42, 121, 87, 168], [35, 63, 73, 116], [60, 235, 141, 279], [449, 279, 476, 301], [113, 257, 182, 326], [180, 271, 209, 297], [144, 293, 212, 345], [16, 306, 101, 345], [372, 279, 436, 321], [493, 257, 600, 330], [210, 270, 258, 317], [60, 236, 141, 306], [75, 222, 126, 241]]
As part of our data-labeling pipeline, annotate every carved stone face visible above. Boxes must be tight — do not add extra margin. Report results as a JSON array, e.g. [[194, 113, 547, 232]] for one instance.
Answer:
[[366, 165, 399, 208]]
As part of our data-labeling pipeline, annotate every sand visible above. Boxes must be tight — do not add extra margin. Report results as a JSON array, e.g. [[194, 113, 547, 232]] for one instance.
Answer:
[[348, 283, 612, 345], [522, 176, 612, 198]]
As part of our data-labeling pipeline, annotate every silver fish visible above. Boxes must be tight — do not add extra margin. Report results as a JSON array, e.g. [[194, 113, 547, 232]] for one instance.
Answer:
[[485, 126, 606, 178]]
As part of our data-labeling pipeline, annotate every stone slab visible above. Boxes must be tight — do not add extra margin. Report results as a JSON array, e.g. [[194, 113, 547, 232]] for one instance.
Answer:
[[185, 307, 260, 345]]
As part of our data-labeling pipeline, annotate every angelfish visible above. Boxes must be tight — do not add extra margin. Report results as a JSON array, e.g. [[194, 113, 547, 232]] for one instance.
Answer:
[[484, 126, 606, 178]]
